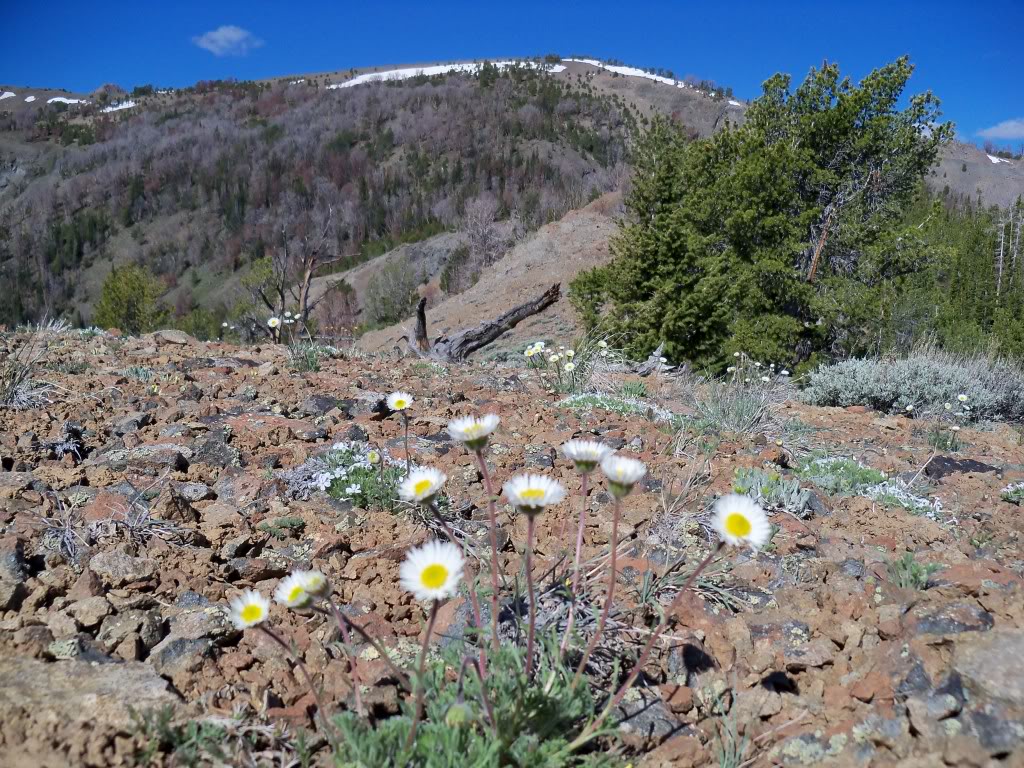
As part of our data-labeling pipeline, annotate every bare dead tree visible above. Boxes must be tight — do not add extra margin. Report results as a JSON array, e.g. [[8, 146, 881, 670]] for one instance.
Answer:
[[409, 283, 560, 361]]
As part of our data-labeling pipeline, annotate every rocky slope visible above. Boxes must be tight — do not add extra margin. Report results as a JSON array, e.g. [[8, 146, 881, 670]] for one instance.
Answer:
[[1, 327, 1023, 766], [357, 193, 620, 356]]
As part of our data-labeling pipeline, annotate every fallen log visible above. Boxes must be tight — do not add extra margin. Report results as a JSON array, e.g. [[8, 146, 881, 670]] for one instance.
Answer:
[[409, 283, 560, 362]]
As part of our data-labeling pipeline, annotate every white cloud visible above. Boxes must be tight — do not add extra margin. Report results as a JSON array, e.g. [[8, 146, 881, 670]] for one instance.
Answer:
[[977, 118, 1024, 140], [192, 25, 263, 57]]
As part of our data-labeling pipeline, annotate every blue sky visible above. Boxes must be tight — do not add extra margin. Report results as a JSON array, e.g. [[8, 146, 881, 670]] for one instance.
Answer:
[[2, 0, 1022, 145]]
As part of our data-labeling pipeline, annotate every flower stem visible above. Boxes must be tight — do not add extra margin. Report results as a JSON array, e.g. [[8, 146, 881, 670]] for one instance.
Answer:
[[524, 513, 538, 681], [428, 502, 487, 678], [572, 494, 621, 689], [256, 625, 336, 740], [333, 612, 364, 717], [559, 471, 589, 655], [565, 543, 724, 753], [403, 412, 411, 478], [475, 449, 502, 656], [322, 600, 411, 691], [405, 600, 440, 752]]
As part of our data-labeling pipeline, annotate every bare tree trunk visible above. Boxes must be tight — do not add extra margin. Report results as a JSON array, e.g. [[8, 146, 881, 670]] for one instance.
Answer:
[[411, 284, 561, 362], [807, 213, 833, 283], [414, 297, 429, 351], [996, 212, 1007, 298]]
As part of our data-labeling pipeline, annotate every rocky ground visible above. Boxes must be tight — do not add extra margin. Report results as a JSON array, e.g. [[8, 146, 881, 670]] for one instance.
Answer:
[[1, 327, 1024, 767]]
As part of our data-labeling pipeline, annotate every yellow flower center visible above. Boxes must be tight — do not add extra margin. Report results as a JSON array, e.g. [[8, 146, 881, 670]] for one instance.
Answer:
[[413, 478, 434, 496], [519, 488, 545, 502], [724, 513, 752, 538], [465, 424, 483, 437], [420, 563, 449, 590], [287, 586, 305, 603], [394, 399, 407, 409], [240, 603, 264, 623]]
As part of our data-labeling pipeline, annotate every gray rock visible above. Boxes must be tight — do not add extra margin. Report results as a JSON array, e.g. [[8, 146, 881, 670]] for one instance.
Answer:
[[149, 605, 236, 678], [924, 456, 999, 480], [96, 609, 165, 651], [92, 443, 191, 472], [0, 656, 180, 730], [67, 596, 112, 628], [89, 549, 159, 587], [784, 638, 835, 671], [151, 329, 195, 345], [954, 629, 1024, 709], [0, 535, 28, 583], [614, 689, 686, 748], [910, 601, 993, 636], [114, 411, 152, 436], [192, 436, 240, 468], [172, 481, 215, 502]]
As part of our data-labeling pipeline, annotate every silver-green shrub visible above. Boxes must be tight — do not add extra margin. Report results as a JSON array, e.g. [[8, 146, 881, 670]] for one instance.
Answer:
[[801, 346, 1024, 422]]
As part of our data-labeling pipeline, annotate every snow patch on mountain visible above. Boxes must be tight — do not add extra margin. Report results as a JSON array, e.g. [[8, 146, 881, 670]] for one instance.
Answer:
[[47, 97, 87, 105], [101, 100, 137, 113], [0, 91, 15, 101], [330, 60, 565, 89]]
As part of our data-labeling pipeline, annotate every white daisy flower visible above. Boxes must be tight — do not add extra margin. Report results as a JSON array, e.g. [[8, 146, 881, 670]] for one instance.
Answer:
[[447, 414, 500, 452], [525, 348, 535, 358], [944, 403, 952, 411], [275, 573, 313, 608], [565, 350, 575, 359], [399, 467, 447, 504], [597, 340, 608, 349], [711, 494, 771, 550], [727, 366, 737, 373], [228, 589, 270, 629], [367, 450, 381, 465], [957, 394, 968, 403], [600, 455, 647, 498], [659, 357, 667, 364], [284, 311, 292, 318], [561, 439, 614, 473], [400, 540, 464, 602], [564, 362, 576, 372], [760, 376, 770, 382], [951, 425, 961, 432], [906, 404, 914, 412], [222, 322, 229, 328], [387, 391, 413, 411], [780, 369, 790, 376], [733, 352, 741, 358], [548, 355, 560, 364], [267, 317, 281, 329], [296, 569, 329, 596], [503, 474, 567, 515]]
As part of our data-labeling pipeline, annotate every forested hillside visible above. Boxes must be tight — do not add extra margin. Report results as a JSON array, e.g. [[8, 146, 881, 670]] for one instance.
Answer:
[[0, 63, 633, 329]]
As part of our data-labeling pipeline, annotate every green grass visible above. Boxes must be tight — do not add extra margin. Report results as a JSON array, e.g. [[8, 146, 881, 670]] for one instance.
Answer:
[[257, 516, 306, 539], [886, 552, 941, 590]]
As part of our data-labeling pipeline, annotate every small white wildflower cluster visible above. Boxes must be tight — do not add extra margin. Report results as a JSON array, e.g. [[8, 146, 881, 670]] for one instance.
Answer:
[[523, 340, 546, 358], [725, 350, 790, 380], [280, 441, 393, 500]]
